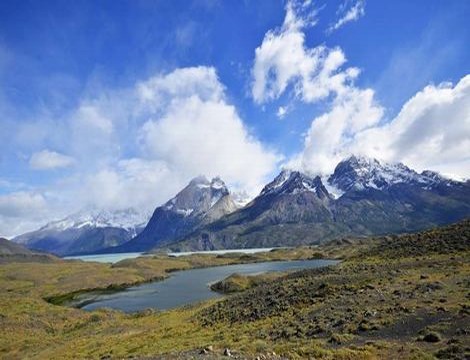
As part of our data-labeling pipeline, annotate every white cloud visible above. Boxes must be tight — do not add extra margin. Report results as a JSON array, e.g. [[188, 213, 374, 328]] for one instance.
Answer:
[[29, 150, 75, 170], [137, 66, 224, 111], [277, 106, 288, 119], [77, 159, 174, 211], [256, 1, 469, 180], [0, 192, 49, 237], [327, 0, 366, 34], [351, 75, 470, 178], [294, 88, 383, 175], [251, 0, 359, 104], [291, 76, 470, 179], [138, 67, 280, 194], [81, 66, 279, 198], [1, 66, 280, 236]]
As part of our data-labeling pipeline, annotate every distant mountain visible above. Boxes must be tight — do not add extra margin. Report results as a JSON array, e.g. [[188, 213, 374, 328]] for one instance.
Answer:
[[0, 237, 34, 255], [109, 176, 239, 253], [166, 156, 470, 251], [13, 208, 151, 256], [328, 155, 457, 192], [0, 238, 58, 263]]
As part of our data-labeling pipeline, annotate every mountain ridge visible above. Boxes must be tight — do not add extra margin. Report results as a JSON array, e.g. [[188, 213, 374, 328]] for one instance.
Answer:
[[103, 176, 240, 253], [162, 156, 470, 251], [13, 208, 151, 256]]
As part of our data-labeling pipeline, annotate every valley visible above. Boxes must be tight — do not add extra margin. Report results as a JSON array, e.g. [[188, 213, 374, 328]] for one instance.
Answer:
[[11, 156, 470, 257], [1, 2, 469, 359], [0, 220, 468, 359]]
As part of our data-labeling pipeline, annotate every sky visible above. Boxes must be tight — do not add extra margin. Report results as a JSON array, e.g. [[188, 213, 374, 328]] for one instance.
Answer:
[[0, 0, 469, 237]]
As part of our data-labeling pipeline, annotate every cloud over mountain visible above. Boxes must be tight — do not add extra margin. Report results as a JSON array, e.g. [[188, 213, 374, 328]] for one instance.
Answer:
[[253, 1, 470, 179], [0, 66, 279, 237]]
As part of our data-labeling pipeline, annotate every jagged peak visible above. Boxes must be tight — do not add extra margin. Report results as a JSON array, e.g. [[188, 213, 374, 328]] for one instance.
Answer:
[[189, 175, 210, 186], [329, 155, 456, 192], [164, 175, 231, 216], [36, 207, 151, 233], [260, 169, 331, 198]]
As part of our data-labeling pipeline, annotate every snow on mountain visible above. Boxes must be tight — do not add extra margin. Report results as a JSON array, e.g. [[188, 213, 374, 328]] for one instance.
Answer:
[[260, 170, 331, 199], [163, 176, 230, 216], [39, 208, 151, 234], [111, 175, 239, 252], [170, 156, 470, 252], [328, 155, 455, 192], [260, 170, 292, 196], [12, 207, 152, 256], [232, 190, 253, 207]]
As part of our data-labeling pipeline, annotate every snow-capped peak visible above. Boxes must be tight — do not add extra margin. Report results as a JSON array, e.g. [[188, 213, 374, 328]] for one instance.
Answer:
[[261, 170, 331, 199], [164, 175, 230, 216], [39, 208, 151, 232], [328, 155, 455, 192], [260, 169, 293, 195]]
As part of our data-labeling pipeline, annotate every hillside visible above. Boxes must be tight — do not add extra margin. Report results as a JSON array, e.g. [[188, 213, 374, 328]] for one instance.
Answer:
[[0, 219, 468, 359], [196, 219, 470, 358], [0, 237, 58, 263], [0, 237, 34, 255]]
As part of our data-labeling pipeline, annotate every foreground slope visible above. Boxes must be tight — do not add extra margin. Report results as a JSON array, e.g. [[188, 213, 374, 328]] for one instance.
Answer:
[[168, 156, 470, 251], [0, 219, 468, 359], [197, 219, 470, 359]]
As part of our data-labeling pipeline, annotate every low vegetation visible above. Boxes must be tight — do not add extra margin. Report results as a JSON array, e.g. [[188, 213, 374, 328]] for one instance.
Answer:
[[210, 272, 286, 294], [0, 220, 468, 359]]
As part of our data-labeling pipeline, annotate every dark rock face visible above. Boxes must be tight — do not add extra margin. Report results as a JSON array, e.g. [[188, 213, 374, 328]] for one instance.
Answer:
[[168, 157, 470, 251], [111, 176, 239, 252]]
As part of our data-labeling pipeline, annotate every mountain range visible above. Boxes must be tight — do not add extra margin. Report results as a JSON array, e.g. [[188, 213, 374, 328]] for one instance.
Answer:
[[13, 208, 150, 256], [104, 176, 240, 252], [12, 155, 470, 255], [165, 156, 470, 251]]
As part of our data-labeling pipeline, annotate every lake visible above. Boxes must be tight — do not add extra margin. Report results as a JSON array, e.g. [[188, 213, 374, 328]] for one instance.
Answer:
[[81, 259, 338, 312], [64, 252, 145, 263], [64, 248, 282, 263]]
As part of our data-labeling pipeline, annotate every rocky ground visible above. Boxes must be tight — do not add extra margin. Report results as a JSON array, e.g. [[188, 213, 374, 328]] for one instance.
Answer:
[[0, 220, 468, 359]]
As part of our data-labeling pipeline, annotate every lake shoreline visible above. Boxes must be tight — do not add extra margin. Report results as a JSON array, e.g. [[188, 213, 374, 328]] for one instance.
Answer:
[[49, 251, 336, 311]]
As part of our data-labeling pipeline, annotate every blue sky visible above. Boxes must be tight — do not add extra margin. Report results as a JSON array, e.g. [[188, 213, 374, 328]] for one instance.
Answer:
[[0, 0, 469, 236]]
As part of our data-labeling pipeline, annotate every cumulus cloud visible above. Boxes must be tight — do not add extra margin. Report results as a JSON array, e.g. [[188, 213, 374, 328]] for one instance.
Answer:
[[29, 150, 75, 170], [0, 192, 50, 237], [0, 66, 280, 236], [351, 76, 470, 178], [255, 0, 469, 180], [292, 76, 470, 178], [251, 0, 359, 104], [138, 67, 280, 194], [77, 159, 173, 211], [77, 67, 278, 198], [137, 66, 224, 108], [327, 0, 366, 34], [293, 88, 383, 174]]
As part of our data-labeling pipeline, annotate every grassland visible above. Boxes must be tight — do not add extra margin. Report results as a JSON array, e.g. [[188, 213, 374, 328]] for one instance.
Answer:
[[0, 220, 469, 359]]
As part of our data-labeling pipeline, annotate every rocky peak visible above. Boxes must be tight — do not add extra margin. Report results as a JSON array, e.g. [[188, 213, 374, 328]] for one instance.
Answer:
[[37, 208, 150, 233], [164, 176, 230, 217], [260, 170, 331, 199], [328, 155, 454, 192]]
